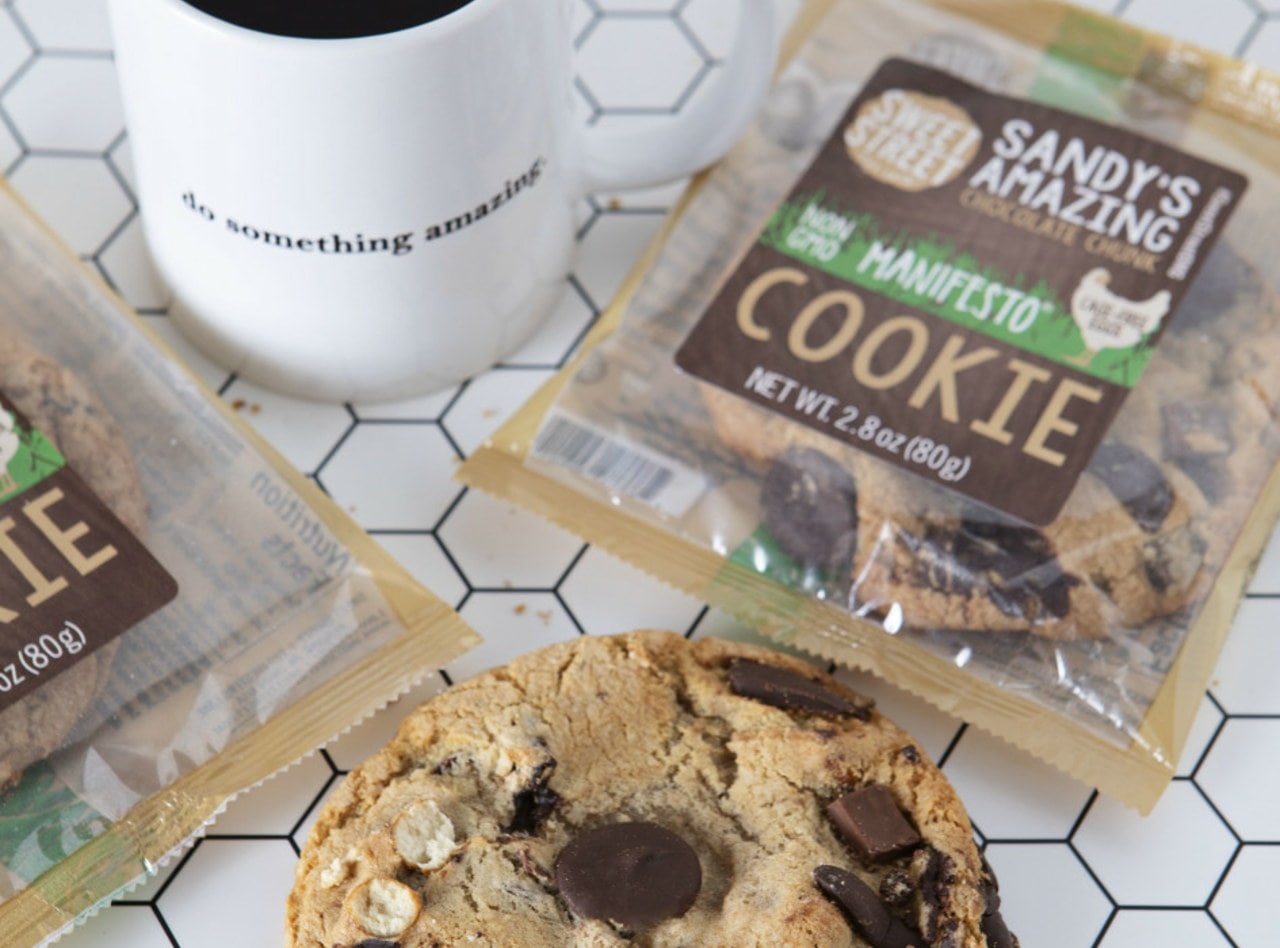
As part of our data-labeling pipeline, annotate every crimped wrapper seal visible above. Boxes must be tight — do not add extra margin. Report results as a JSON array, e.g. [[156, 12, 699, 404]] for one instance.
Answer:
[[0, 177, 480, 945], [459, 0, 1280, 814]]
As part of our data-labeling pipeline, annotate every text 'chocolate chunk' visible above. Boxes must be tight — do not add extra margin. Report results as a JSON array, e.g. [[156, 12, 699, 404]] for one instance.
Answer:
[[555, 822, 702, 928], [814, 865, 924, 948], [828, 784, 922, 862], [729, 659, 872, 718]]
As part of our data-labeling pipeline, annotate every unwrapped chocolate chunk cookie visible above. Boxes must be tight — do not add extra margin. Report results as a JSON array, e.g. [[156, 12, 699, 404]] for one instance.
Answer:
[[287, 631, 1014, 947]]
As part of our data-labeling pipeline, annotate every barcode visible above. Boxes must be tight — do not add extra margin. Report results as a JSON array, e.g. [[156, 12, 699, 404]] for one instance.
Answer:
[[532, 413, 705, 516]]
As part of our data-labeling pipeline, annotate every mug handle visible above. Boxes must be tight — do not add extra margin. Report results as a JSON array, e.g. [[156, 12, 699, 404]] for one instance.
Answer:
[[576, 0, 780, 193]]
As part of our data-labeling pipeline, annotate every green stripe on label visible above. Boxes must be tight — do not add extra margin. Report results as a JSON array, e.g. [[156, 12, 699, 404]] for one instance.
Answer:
[[759, 193, 1155, 388]]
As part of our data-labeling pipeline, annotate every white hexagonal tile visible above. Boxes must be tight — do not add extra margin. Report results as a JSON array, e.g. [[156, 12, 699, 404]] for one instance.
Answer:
[[156, 839, 298, 948], [323, 673, 449, 773], [1175, 693, 1224, 778], [13, 0, 113, 51], [291, 777, 343, 855], [139, 314, 236, 392], [984, 842, 1112, 947], [689, 606, 822, 663], [1243, 18, 1280, 71], [352, 384, 461, 422], [7, 153, 132, 254], [596, 0, 679, 10], [108, 133, 136, 194], [577, 18, 707, 111], [1208, 599, 1280, 714], [571, 0, 596, 44], [440, 367, 555, 457], [573, 208, 669, 310], [834, 668, 966, 767], [1122, 0, 1258, 56], [1212, 844, 1280, 947], [319, 422, 462, 531], [367, 532, 468, 608], [209, 753, 333, 837], [941, 727, 1092, 840], [501, 278, 597, 367], [0, 114, 21, 171], [558, 544, 705, 637], [1098, 908, 1232, 947], [0, 12, 33, 92], [1196, 718, 1280, 841], [219, 378, 354, 473], [62, 903, 173, 948], [679, 0, 738, 59], [3, 55, 122, 151], [97, 212, 169, 311], [437, 488, 583, 589], [1250, 527, 1280, 594], [454, 591, 580, 682], [1074, 781, 1236, 905]]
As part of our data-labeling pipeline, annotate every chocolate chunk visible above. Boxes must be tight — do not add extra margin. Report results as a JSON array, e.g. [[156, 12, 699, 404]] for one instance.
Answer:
[[1175, 243, 1260, 332], [1162, 402, 1232, 460], [912, 520, 1080, 623], [814, 865, 924, 948], [879, 869, 915, 909], [761, 447, 858, 568], [982, 911, 1018, 948], [555, 822, 702, 928], [351, 941, 399, 948], [1089, 442, 1174, 533], [728, 659, 872, 719], [827, 785, 921, 862], [504, 758, 560, 834]]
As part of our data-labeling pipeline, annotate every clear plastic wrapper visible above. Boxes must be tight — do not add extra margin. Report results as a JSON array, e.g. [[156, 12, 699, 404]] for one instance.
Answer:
[[0, 183, 480, 944], [461, 0, 1280, 812]]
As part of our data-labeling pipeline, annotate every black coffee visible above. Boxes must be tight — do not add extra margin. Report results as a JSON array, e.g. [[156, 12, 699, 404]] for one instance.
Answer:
[[183, 0, 475, 39]]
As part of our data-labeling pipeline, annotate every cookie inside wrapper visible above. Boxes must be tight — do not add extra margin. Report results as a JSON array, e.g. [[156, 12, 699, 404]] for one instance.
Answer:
[[460, 0, 1280, 813], [0, 183, 479, 943]]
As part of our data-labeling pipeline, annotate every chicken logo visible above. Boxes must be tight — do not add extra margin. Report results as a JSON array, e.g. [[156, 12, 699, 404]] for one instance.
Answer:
[[1068, 268, 1171, 367], [0, 410, 19, 497]]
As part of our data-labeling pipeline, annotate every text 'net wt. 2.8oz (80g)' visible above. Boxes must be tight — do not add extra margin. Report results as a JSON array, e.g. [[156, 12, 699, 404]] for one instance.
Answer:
[[460, 0, 1280, 813]]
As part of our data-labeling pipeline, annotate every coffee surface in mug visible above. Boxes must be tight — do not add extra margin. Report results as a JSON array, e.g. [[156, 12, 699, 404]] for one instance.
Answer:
[[182, 0, 474, 38]]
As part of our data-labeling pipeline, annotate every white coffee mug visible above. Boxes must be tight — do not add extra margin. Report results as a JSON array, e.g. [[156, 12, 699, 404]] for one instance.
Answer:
[[108, 0, 779, 402]]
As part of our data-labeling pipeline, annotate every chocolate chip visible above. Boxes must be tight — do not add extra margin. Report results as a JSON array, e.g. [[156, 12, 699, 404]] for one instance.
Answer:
[[728, 659, 872, 719], [351, 941, 399, 948], [899, 745, 921, 764], [814, 865, 924, 948], [504, 758, 560, 835], [760, 447, 858, 569], [1089, 442, 1174, 533], [555, 822, 702, 928], [827, 785, 921, 862]]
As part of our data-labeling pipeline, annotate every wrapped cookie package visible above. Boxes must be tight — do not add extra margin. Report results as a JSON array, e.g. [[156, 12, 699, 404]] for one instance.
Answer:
[[0, 184, 479, 944], [461, 0, 1280, 812]]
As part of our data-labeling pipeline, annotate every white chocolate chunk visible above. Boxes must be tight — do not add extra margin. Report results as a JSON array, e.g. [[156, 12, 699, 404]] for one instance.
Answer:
[[344, 878, 421, 938], [319, 846, 360, 888], [394, 798, 457, 871]]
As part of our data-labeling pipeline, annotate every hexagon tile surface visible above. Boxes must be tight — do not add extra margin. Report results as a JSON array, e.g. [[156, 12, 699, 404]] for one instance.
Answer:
[[0, 1, 1271, 946]]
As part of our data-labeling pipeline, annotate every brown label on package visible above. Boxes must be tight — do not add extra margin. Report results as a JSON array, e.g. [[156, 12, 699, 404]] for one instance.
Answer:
[[0, 394, 177, 712], [676, 58, 1246, 524]]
